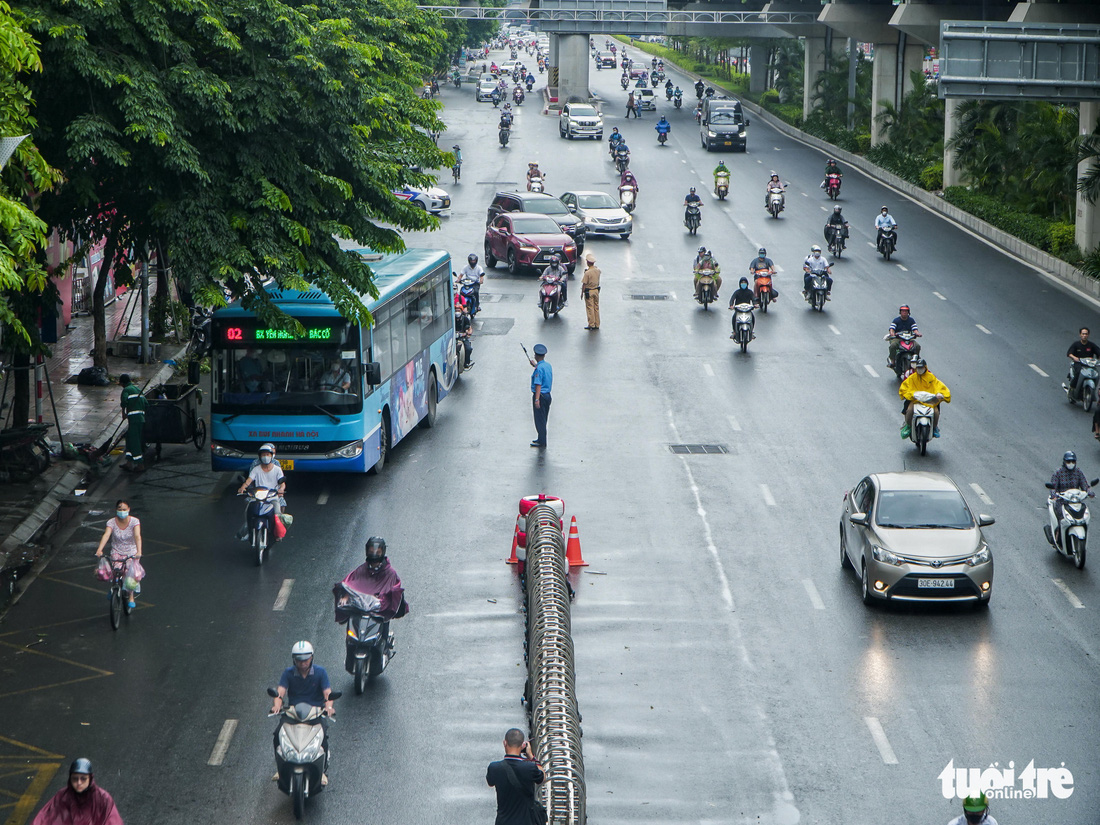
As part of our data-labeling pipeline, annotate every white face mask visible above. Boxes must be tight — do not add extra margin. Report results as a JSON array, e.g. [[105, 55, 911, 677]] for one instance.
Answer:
[[813, 252, 821, 258], [260, 455, 273, 465], [1066, 462, 1077, 471]]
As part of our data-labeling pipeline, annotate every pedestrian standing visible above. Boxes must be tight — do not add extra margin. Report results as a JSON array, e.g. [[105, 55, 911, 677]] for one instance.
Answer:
[[486, 729, 545, 825], [581, 252, 601, 330], [626, 91, 636, 118], [95, 499, 143, 609], [119, 374, 147, 471], [528, 344, 552, 448], [31, 758, 123, 825], [634, 96, 643, 118]]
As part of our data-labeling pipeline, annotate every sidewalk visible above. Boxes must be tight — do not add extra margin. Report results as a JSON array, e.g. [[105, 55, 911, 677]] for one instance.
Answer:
[[0, 290, 188, 592]]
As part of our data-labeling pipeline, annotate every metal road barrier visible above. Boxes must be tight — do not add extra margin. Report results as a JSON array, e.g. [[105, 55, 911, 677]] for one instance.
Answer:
[[525, 503, 586, 825]]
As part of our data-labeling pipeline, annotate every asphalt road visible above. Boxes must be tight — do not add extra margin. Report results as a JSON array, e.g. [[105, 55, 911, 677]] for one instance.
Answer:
[[2, 42, 1098, 825]]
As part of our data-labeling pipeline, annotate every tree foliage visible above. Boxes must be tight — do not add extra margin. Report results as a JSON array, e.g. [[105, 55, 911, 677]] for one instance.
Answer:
[[811, 49, 871, 131]]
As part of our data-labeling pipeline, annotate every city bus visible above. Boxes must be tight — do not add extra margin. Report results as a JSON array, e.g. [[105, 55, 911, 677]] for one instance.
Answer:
[[209, 247, 457, 473]]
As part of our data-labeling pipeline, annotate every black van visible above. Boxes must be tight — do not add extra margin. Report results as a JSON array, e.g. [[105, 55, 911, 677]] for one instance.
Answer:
[[700, 97, 748, 152]]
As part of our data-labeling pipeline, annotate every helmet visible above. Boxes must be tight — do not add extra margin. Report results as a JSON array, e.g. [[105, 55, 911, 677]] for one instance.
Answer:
[[827, 158, 834, 163], [1064, 451, 1077, 465], [810, 245, 821, 252], [366, 536, 387, 554], [452, 144, 460, 150], [899, 305, 910, 313], [758, 247, 766, 256], [549, 254, 561, 265], [70, 758, 93, 776], [963, 794, 989, 813], [528, 161, 536, 167], [911, 357, 926, 369], [291, 640, 314, 662], [881, 205, 889, 212], [833, 205, 842, 213], [698, 246, 707, 254], [689, 187, 696, 194], [259, 443, 275, 454], [468, 253, 478, 264]]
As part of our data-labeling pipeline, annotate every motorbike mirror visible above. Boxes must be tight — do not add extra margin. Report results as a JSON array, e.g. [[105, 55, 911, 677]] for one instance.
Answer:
[[848, 512, 869, 527], [1091, 478, 1099, 486], [328, 691, 343, 701], [977, 515, 995, 527], [364, 362, 382, 385], [1045, 482, 1056, 489], [745, 117, 751, 127], [267, 687, 279, 697]]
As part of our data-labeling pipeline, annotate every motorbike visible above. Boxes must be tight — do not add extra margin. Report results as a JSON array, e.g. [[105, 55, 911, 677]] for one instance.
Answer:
[[1045, 481, 1099, 569], [1064, 357, 1100, 411], [188, 307, 212, 357], [825, 223, 847, 258], [825, 174, 841, 200], [458, 275, 479, 311], [619, 183, 637, 212], [714, 172, 730, 201], [887, 330, 921, 380], [906, 392, 938, 455], [694, 105, 702, 124], [621, 76, 629, 90], [513, 87, 524, 104], [657, 130, 668, 146], [528, 175, 544, 193], [673, 91, 682, 109], [336, 586, 396, 693], [614, 150, 630, 175], [452, 73, 461, 89], [695, 83, 704, 100], [240, 487, 280, 566], [753, 270, 774, 313], [650, 71, 659, 86], [526, 77, 534, 92], [731, 302, 755, 352], [695, 270, 717, 309], [498, 124, 510, 147], [684, 202, 702, 235], [665, 86, 673, 101], [538, 63, 544, 74], [879, 226, 898, 260], [539, 276, 565, 319], [266, 688, 342, 820], [805, 270, 828, 312], [491, 93, 501, 108], [767, 185, 786, 219]]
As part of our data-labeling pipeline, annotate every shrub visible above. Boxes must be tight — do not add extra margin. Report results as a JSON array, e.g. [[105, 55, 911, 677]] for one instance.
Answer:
[[942, 187, 1055, 250], [760, 89, 779, 106], [919, 160, 943, 191], [1082, 247, 1100, 280], [1049, 222, 1077, 257], [856, 133, 871, 154]]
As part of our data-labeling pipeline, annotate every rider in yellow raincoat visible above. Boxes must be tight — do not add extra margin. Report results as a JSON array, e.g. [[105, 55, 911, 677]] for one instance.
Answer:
[[899, 357, 950, 438]]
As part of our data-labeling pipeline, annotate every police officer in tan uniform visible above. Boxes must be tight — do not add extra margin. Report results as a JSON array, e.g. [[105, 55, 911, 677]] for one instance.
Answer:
[[581, 251, 601, 330]]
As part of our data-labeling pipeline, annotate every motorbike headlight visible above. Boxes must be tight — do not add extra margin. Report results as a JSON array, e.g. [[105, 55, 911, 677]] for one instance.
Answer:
[[966, 545, 991, 567], [211, 442, 245, 458], [297, 735, 325, 763], [871, 545, 902, 566]]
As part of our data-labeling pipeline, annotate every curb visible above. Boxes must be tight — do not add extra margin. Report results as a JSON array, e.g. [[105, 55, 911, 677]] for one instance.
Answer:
[[620, 40, 1093, 298], [0, 347, 188, 575]]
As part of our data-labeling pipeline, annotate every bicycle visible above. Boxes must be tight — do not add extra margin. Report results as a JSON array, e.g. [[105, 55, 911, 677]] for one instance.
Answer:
[[452, 163, 461, 184], [106, 557, 138, 630]]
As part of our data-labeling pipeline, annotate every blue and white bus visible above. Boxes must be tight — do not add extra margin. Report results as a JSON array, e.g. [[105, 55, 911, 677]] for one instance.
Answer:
[[209, 248, 457, 473]]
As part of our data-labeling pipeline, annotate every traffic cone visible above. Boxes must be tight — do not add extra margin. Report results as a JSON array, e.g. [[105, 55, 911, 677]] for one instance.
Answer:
[[565, 515, 588, 568], [506, 514, 522, 564]]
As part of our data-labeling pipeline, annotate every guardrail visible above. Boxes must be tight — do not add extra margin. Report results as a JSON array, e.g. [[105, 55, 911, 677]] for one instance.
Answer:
[[524, 502, 585, 825]]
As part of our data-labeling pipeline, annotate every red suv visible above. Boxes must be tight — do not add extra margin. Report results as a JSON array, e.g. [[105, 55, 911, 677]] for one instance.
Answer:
[[484, 213, 578, 275]]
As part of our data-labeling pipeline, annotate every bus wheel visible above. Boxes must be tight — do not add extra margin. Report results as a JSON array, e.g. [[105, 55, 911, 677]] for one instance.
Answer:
[[420, 372, 438, 429], [370, 414, 390, 475]]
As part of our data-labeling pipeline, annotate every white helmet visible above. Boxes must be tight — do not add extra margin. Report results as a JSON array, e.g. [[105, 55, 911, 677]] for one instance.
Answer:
[[291, 641, 314, 661]]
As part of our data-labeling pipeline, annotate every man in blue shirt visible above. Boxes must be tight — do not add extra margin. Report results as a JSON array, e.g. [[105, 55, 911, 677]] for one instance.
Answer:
[[270, 641, 334, 782], [528, 344, 553, 448]]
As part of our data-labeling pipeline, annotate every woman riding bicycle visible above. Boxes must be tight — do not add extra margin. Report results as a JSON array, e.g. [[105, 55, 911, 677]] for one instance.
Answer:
[[94, 499, 143, 609]]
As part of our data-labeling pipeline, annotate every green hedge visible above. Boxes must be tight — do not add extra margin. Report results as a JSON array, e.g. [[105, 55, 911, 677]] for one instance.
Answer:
[[865, 143, 936, 188], [801, 111, 864, 153], [942, 187, 1077, 257]]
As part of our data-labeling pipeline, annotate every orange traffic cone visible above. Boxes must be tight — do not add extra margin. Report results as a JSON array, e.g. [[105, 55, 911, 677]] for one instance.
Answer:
[[565, 515, 588, 568], [506, 514, 521, 564]]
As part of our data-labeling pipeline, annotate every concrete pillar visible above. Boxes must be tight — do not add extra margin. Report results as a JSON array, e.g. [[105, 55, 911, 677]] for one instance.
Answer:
[[803, 36, 826, 121], [870, 43, 896, 146], [900, 40, 924, 100], [1077, 101, 1100, 252], [749, 43, 767, 94], [555, 33, 590, 103], [942, 97, 966, 188], [547, 33, 560, 92]]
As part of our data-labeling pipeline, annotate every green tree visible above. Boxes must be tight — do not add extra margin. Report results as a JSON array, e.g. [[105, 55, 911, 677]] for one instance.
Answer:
[[875, 70, 944, 159], [21, 0, 450, 367], [812, 50, 871, 129]]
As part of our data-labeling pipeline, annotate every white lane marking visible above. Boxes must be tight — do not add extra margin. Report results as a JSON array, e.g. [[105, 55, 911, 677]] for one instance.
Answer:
[[864, 365, 879, 378], [976, 324, 992, 335], [969, 483, 994, 507], [800, 191, 808, 197], [647, 241, 654, 249], [1053, 578, 1085, 609], [703, 362, 715, 377], [867, 242, 876, 248], [668, 411, 734, 611], [820, 206, 828, 212], [773, 146, 781, 151], [761, 484, 776, 506], [681, 159, 687, 164], [865, 717, 899, 764], [273, 579, 295, 611], [802, 579, 825, 610], [669, 290, 677, 301], [207, 719, 239, 766], [656, 263, 665, 272], [1030, 364, 1049, 377], [933, 291, 947, 301], [756, 159, 762, 163], [727, 415, 741, 432], [828, 324, 841, 335], [897, 265, 908, 271], [317, 491, 329, 505], [684, 323, 693, 334], [737, 222, 746, 230]]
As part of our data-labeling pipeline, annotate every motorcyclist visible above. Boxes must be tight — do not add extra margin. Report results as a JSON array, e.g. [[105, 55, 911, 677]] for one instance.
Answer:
[[748, 247, 778, 301], [692, 246, 722, 300], [729, 277, 757, 339], [654, 116, 671, 141], [1049, 451, 1095, 527], [824, 205, 850, 247], [513, 85, 524, 102], [713, 160, 730, 187], [526, 162, 544, 191], [875, 205, 898, 250], [619, 169, 639, 195], [651, 56, 657, 69], [1064, 326, 1100, 392], [634, 74, 647, 89], [695, 78, 704, 99], [684, 187, 703, 228], [490, 86, 501, 107], [608, 127, 623, 155], [621, 69, 629, 88], [613, 138, 630, 167], [948, 793, 999, 825], [665, 78, 674, 92], [270, 641, 334, 783], [540, 255, 568, 305], [490, 61, 498, 75], [899, 357, 950, 439], [526, 71, 535, 87], [802, 245, 833, 299], [673, 85, 683, 103], [459, 253, 486, 314], [454, 296, 474, 367], [335, 537, 408, 660], [764, 173, 784, 208], [822, 158, 842, 188], [886, 305, 921, 368]]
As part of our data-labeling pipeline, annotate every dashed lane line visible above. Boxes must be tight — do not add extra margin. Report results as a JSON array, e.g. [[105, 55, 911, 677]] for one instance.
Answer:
[[656, 263, 665, 272], [1052, 578, 1085, 609], [802, 579, 825, 610], [703, 362, 715, 377], [976, 324, 992, 335], [933, 291, 947, 301], [761, 484, 776, 506], [727, 415, 741, 432], [317, 491, 329, 505], [1030, 364, 1049, 377], [647, 241, 654, 249], [897, 265, 908, 271], [207, 719, 239, 766], [684, 323, 693, 335], [273, 579, 294, 611], [864, 365, 879, 378], [865, 717, 899, 764], [828, 324, 841, 335], [969, 483, 994, 507]]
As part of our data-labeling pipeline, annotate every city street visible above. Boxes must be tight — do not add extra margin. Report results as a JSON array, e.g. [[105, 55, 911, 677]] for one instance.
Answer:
[[2, 41, 1099, 825]]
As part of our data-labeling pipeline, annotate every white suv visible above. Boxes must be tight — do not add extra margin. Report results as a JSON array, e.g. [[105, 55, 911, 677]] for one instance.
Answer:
[[559, 103, 603, 140]]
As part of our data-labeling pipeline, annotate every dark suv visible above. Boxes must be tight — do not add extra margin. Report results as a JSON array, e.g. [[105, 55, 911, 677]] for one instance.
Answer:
[[486, 191, 587, 251]]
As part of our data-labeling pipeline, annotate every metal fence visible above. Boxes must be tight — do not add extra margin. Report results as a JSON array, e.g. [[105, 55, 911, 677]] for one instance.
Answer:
[[524, 503, 585, 825]]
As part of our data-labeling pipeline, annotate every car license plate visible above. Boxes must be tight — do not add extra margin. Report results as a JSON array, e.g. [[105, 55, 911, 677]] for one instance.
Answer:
[[723, 141, 732, 146], [917, 578, 953, 589], [281, 459, 294, 471]]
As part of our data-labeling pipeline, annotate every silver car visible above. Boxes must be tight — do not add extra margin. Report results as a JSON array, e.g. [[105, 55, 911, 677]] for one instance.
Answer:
[[559, 191, 632, 240], [840, 472, 995, 607]]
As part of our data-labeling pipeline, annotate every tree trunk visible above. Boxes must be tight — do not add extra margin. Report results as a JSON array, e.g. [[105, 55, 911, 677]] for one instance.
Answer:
[[10, 351, 29, 429], [151, 243, 168, 339], [92, 228, 122, 369]]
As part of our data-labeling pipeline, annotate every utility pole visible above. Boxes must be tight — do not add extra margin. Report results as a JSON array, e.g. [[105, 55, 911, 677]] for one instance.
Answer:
[[847, 38, 857, 131], [140, 255, 150, 364]]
